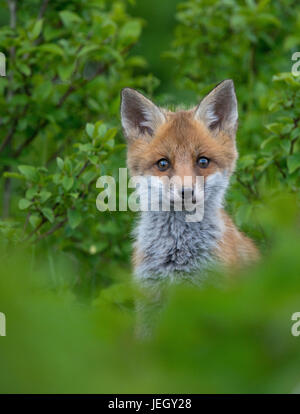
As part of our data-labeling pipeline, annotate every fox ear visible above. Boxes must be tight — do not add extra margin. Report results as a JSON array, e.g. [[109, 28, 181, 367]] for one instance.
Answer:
[[120, 88, 166, 140], [194, 79, 238, 137]]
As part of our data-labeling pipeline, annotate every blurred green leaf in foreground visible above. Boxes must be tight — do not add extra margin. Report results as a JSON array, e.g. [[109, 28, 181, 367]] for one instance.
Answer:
[[0, 193, 300, 394]]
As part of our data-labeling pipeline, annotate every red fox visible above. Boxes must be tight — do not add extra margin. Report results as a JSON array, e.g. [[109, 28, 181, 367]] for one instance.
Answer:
[[121, 80, 259, 282]]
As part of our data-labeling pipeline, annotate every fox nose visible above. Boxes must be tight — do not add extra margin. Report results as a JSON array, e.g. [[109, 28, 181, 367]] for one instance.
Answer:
[[181, 187, 194, 199]]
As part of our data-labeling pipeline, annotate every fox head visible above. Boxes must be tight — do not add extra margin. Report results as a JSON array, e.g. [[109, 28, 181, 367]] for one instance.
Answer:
[[120, 80, 238, 214]]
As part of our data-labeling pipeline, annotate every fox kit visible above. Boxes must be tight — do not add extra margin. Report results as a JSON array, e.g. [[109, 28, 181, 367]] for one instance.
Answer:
[[121, 80, 259, 282]]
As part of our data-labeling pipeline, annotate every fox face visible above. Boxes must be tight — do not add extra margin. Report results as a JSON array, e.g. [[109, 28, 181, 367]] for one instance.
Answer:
[[121, 80, 238, 214]]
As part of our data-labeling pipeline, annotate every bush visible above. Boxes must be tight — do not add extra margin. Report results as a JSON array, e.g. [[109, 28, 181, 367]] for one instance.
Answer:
[[0, 0, 157, 290]]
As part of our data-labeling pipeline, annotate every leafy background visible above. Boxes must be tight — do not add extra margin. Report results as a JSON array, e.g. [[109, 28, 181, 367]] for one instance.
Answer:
[[0, 0, 300, 393]]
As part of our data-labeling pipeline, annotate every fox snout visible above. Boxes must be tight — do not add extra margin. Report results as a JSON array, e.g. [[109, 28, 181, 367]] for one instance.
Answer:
[[169, 185, 199, 209], [162, 178, 202, 210], [180, 187, 195, 201], [166, 175, 196, 204]]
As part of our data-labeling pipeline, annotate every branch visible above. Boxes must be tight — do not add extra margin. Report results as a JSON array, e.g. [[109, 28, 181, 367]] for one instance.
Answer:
[[290, 117, 300, 155], [35, 218, 67, 242], [236, 175, 259, 198], [46, 136, 72, 166], [13, 64, 108, 158], [0, 105, 29, 153], [6, 0, 17, 102], [7, 0, 17, 30], [14, 119, 48, 157], [56, 85, 75, 107], [38, 0, 50, 19], [24, 217, 46, 242], [274, 160, 287, 179], [0, 124, 17, 153], [76, 160, 90, 178]]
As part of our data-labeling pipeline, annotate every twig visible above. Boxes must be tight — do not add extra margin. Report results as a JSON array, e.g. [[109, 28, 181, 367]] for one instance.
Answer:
[[38, 0, 50, 19], [24, 217, 46, 242], [0, 124, 17, 153], [46, 136, 72, 166], [290, 117, 300, 155], [35, 218, 67, 242], [0, 105, 29, 153], [7, 0, 16, 29], [274, 160, 287, 179], [236, 175, 258, 198], [13, 64, 108, 158], [23, 212, 31, 233], [14, 119, 47, 157], [76, 160, 90, 178], [56, 85, 75, 107]]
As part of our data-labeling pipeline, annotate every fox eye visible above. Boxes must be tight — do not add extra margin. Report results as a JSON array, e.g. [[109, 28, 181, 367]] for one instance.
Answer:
[[197, 157, 210, 168], [157, 158, 170, 171]]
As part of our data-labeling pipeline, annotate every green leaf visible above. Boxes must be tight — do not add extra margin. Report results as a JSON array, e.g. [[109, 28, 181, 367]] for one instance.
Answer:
[[52, 174, 61, 185], [81, 170, 97, 185], [265, 123, 283, 134], [57, 62, 76, 82], [29, 214, 42, 229], [3, 172, 25, 180], [280, 139, 290, 154], [77, 44, 100, 58], [59, 11, 82, 27], [119, 20, 142, 45], [86, 123, 95, 138], [39, 191, 52, 203], [39, 44, 64, 56], [89, 155, 99, 165], [291, 128, 300, 140], [273, 72, 300, 87], [32, 80, 52, 101], [235, 204, 252, 227], [261, 136, 276, 149], [67, 209, 82, 229], [41, 207, 55, 223], [64, 159, 72, 173], [26, 187, 38, 200], [238, 155, 255, 169], [62, 176, 74, 191], [103, 128, 118, 143], [287, 154, 300, 174], [19, 198, 32, 210], [18, 165, 39, 182], [30, 19, 43, 40], [18, 63, 31, 76], [77, 143, 94, 153], [56, 157, 64, 171], [95, 122, 107, 138]]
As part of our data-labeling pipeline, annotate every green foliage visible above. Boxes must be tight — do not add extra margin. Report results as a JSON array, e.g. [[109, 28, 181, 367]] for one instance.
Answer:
[[0, 0, 156, 288], [227, 72, 300, 242], [0, 0, 300, 393], [262, 73, 300, 190], [0, 199, 300, 393]]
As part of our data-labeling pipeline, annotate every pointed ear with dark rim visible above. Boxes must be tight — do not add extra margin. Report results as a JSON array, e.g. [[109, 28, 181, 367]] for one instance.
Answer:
[[194, 79, 238, 138], [120, 88, 166, 141]]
